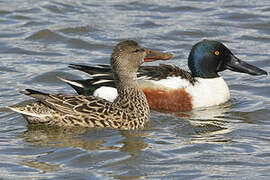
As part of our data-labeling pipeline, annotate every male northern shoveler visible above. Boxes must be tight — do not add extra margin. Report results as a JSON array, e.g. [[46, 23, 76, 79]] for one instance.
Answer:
[[60, 40, 267, 112], [7, 40, 173, 129]]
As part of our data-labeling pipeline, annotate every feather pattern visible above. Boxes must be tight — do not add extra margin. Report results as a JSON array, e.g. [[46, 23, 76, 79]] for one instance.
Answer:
[[67, 64, 197, 90], [8, 40, 173, 129]]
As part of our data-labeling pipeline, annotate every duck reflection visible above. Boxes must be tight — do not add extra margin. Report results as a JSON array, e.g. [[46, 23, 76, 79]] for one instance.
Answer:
[[152, 101, 233, 144], [20, 160, 61, 173], [21, 125, 149, 154], [19, 125, 149, 173], [161, 101, 232, 121]]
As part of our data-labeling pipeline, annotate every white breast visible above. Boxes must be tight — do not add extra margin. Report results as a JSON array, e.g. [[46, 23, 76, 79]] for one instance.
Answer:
[[185, 77, 230, 108], [141, 76, 230, 109]]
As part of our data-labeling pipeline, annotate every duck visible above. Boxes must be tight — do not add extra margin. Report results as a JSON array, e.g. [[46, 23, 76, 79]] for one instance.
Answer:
[[59, 39, 267, 112], [7, 40, 173, 129]]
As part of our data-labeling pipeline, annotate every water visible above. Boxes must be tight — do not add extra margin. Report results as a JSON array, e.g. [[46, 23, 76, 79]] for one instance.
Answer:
[[0, 0, 270, 179]]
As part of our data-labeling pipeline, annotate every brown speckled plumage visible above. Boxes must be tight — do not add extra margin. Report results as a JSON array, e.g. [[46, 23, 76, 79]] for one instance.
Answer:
[[8, 40, 172, 129]]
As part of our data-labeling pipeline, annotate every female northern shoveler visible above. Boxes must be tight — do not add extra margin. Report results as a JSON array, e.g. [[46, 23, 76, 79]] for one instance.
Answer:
[[7, 40, 173, 129], [59, 40, 267, 112]]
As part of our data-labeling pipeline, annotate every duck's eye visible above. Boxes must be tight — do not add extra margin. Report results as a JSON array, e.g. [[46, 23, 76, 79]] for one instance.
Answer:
[[214, 50, 220, 56], [133, 49, 144, 53]]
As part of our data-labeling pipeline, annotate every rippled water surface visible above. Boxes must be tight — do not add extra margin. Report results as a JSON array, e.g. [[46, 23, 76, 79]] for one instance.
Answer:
[[1, 0, 270, 179]]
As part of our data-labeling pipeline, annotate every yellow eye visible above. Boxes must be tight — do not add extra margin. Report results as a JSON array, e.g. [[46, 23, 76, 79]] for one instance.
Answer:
[[214, 51, 220, 56]]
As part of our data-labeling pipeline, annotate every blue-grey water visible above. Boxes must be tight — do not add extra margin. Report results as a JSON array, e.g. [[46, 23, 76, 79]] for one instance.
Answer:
[[0, 0, 270, 179]]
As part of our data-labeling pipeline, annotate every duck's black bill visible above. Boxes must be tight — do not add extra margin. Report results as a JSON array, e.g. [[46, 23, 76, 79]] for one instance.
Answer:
[[225, 54, 267, 76], [144, 49, 173, 62]]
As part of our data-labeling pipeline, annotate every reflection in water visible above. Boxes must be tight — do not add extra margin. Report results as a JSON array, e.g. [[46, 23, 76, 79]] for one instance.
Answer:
[[20, 160, 61, 173], [22, 125, 149, 153], [172, 101, 232, 120], [181, 102, 234, 144], [118, 131, 149, 157], [151, 101, 233, 143], [20, 125, 149, 172], [190, 128, 233, 144]]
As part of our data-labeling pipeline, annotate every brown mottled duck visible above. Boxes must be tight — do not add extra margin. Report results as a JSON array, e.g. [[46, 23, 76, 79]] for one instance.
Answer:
[[8, 40, 173, 129]]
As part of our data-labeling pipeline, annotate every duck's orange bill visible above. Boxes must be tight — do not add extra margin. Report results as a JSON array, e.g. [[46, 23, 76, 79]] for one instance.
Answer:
[[144, 49, 173, 62]]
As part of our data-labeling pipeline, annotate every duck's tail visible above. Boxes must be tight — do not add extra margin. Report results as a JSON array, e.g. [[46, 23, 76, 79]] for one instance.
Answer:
[[58, 64, 116, 96]]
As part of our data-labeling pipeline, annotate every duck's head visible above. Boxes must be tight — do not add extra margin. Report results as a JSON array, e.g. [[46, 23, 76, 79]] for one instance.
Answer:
[[188, 39, 267, 78], [111, 40, 173, 79]]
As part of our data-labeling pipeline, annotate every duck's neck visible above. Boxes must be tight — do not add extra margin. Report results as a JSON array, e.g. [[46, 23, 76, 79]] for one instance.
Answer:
[[113, 72, 136, 87], [115, 73, 145, 99], [113, 72, 150, 117]]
